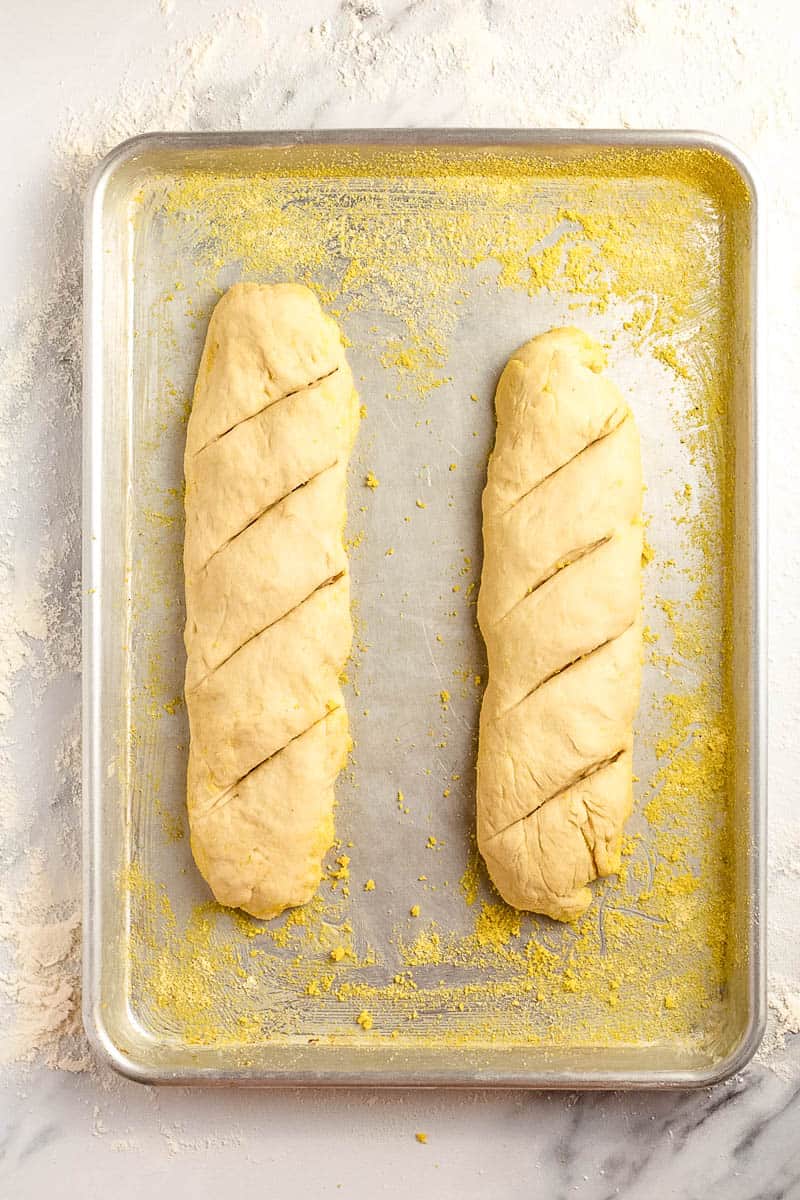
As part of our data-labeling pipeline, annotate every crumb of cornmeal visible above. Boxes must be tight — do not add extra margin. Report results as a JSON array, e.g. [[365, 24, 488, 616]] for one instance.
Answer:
[[359, 404, 368, 418], [416, 499, 426, 509], [416, 1132, 428, 1144], [449, 462, 457, 471], [329, 855, 350, 888], [439, 689, 450, 705], [356, 1010, 373, 1030], [330, 946, 346, 962], [364, 472, 379, 489], [364, 879, 376, 891], [410, 905, 420, 918]]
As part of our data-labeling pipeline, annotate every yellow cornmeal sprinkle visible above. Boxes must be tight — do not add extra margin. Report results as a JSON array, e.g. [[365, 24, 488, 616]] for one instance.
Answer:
[[459, 844, 481, 907], [474, 902, 521, 949], [123, 144, 745, 1059]]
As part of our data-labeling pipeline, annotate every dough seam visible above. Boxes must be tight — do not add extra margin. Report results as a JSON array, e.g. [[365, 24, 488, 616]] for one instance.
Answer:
[[193, 365, 340, 455], [576, 814, 601, 878]]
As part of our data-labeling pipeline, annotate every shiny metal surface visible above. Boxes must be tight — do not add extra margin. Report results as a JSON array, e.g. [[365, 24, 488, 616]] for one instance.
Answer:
[[83, 130, 764, 1087]]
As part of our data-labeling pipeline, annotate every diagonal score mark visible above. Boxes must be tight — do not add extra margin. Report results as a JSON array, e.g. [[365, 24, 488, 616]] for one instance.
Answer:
[[193, 366, 340, 456], [194, 459, 339, 576], [196, 707, 343, 820], [187, 570, 346, 694], [494, 534, 612, 626], [501, 413, 629, 517], [485, 749, 626, 844], [492, 622, 634, 724]]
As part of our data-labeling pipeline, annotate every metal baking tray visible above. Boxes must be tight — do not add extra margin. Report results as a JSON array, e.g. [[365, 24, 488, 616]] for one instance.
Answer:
[[83, 130, 765, 1087]]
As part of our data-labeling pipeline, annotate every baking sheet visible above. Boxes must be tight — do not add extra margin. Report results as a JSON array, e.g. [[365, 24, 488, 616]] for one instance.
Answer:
[[83, 131, 764, 1086]]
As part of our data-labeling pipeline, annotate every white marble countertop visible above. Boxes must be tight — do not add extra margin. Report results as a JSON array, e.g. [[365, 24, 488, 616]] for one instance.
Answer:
[[1, 1, 799, 1196]]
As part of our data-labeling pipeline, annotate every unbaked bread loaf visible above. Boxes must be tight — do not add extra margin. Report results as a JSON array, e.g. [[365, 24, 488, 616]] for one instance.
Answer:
[[183, 282, 359, 919], [476, 328, 642, 921]]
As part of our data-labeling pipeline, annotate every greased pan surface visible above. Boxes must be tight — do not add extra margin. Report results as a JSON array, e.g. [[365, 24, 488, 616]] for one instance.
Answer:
[[83, 130, 764, 1086]]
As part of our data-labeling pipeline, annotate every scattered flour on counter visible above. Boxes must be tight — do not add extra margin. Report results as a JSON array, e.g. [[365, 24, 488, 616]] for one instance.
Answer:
[[0, 856, 86, 1071], [756, 823, 800, 1074], [160, 1124, 246, 1157], [0, 570, 47, 722], [0, 0, 797, 1078], [760, 978, 800, 1070]]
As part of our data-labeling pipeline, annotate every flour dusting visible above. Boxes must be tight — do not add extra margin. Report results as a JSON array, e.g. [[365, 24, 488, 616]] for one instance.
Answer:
[[0, 856, 86, 1070]]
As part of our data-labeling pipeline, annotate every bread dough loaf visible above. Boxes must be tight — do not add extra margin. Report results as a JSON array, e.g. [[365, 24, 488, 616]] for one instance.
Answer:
[[476, 328, 642, 922], [183, 282, 359, 919]]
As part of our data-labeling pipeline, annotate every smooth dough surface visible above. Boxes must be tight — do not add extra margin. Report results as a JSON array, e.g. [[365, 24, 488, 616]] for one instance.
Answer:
[[476, 327, 643, 922], [184, 282, 358, 919]]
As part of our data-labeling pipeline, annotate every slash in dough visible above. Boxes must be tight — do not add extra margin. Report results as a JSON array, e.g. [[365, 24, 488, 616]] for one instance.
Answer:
[[183, 282, 359, 919], [476, 328, 643, 922]]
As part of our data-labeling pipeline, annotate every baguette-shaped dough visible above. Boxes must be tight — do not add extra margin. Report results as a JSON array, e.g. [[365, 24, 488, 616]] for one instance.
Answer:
[[477, 328, 642, 922], [184, 282, 359, 919]]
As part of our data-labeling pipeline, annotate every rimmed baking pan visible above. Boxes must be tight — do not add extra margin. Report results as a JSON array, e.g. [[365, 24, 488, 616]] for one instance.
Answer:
[[83, 130, 764, 1086]]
